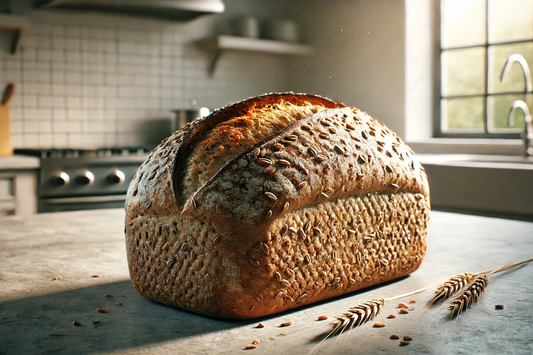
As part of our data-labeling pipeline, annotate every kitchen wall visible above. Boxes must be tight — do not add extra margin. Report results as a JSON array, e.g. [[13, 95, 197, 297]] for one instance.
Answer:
[[0, 0, 408, 149], [0, 0, 293, 149]]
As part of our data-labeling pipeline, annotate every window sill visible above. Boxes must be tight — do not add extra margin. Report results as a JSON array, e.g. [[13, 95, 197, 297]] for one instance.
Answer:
[[406, 138, 522, 156]]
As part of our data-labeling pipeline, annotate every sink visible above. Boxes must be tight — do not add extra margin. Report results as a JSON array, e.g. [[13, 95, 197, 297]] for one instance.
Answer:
[[418, 154, 533, 219]]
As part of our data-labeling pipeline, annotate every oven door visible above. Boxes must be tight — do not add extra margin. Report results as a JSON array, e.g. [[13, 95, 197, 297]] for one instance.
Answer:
[[39, 195, 126, 213]]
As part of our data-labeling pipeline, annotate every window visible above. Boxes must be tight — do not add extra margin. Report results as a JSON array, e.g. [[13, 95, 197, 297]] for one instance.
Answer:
[[439, 0, 533, 138]]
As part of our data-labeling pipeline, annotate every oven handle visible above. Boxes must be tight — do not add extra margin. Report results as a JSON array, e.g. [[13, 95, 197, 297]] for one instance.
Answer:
[[42, 195, 127, 204]]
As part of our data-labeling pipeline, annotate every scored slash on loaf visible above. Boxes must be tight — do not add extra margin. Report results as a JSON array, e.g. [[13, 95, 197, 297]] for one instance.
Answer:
[[125, 92, 430, 319]]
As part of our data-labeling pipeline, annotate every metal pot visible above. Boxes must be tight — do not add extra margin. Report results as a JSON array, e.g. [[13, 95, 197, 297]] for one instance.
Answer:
[[172, 107, 210, 132]]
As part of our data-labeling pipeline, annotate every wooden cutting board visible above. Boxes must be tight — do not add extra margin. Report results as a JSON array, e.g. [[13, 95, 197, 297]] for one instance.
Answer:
[[0, 84, 13, 156]]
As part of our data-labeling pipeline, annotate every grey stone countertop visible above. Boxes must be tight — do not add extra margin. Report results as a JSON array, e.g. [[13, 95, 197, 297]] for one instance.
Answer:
[[0, 209, 532, 354], [0, 154, 40, 170]]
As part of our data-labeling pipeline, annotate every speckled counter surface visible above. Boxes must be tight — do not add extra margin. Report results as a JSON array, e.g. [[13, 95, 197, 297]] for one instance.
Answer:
[[0, 209, 532, 355]]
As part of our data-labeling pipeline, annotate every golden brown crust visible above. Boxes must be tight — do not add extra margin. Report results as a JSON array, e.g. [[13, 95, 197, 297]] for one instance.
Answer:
[[125, 93, 430, 319]]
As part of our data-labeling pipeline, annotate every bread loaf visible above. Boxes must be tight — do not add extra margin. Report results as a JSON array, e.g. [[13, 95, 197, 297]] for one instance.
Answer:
[[125, 92, 430, 319]]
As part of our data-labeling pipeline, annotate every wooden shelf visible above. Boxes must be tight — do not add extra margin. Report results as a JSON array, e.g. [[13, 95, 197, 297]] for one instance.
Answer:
[[0, 14, 31, 54], [197, 35, 314, 76]]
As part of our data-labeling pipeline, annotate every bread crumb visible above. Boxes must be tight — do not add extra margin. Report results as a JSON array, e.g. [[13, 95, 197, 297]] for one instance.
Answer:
[[256, 322, 264, 328]]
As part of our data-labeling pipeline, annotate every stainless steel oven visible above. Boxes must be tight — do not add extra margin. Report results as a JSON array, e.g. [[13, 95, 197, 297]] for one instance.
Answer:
[[14, 148, 148, 213]]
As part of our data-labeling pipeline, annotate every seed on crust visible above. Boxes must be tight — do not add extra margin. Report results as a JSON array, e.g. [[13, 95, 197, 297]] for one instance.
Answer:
[[345, 123, 355, 130], [274, 143, 283, 150], [302, 124, 312, 131], [334, 145, 344, 154], [216, 205, 224, 213], [248, 258, 260, 267], [275, 291, 284, 300], [278, 159, 291, 166], [313, 227, 322, 235], [358, 155, 367, 164], [282, 202, 290, 213], [373, 323, 386, 327], [285, 134, 298, 141], [319, 132, 329, 139], [281, 279, 290, 287], [361, 131, 369, 139], [296, 293, 308, 303], [308, 147, 318, 156], [191, 198, 197, 209], [320, 120, 331, 126], [385, 165, 393, 173], [264, 167, 276, 174], [253, 148, 261, 159], [260, 148, 266, 157], [314, 155, 327, 163], [274, 271, 282, 282], [390, 335, 400, 339], [255, 293, 263, 303], [288, 226, 297, 233], [257, 158, 273, 165], [264, 192, 277, 201], [319, 192, 329, 199], [265, 210, 273, 219], [391, 183, 400, 189], [317, 315, 328, 320], [240, 178, 249, 184], [280, 321, 292, 327], [297, 181, 308, 189], [213, 235, 221, 245], [328, 127, 337, 134]]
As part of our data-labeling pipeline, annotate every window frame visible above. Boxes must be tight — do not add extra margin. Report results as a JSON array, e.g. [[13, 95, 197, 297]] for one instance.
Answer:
[[436, 0, 532, 139]]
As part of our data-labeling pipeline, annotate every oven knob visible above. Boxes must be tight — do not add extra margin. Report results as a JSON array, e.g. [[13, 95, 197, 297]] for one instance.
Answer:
[[52, 172, 70, 187], [109, 169, 126, 185], [78, 170, 95, 186]]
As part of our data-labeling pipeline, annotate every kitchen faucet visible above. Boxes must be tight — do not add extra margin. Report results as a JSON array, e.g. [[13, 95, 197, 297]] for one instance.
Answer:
[[507, 100, 533, 157], [500, 53, 532, 94]]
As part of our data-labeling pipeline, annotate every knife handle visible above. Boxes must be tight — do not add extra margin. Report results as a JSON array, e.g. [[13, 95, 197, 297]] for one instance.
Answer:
[[1, 83, 14, 106]]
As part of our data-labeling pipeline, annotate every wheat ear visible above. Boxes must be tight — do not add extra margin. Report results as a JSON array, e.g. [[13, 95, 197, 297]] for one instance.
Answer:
[[447, 257, 533, 317], [430, 257, 533, 307], [324, 287, 426, 340]]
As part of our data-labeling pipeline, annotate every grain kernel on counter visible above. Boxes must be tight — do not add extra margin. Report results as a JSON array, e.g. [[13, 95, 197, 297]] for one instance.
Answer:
[[495, 304, 504, 309], [403, 336, 413, 341], [92, 275, 100, 278], [245, 344, 257, 349], [398, 303, 409, 308], [399, 308, 409, 314], [317, 315, 328, 320], [399, 341, 410, 346], [97, 308, 106, 313], [104, 294, 112, 297], [256, 322, 265, 328], [93, 320, 100, 324], [280, 321, 292, 327], [115, 302, 122, 306], [52, 276, 62, 280], [373, 323, 386, 327], [252, 340, 259, 345], [72, 321, 80, 326], [387, 314, 396, 319], [390, 335, 400, 339], [409, 299, 417, 303]]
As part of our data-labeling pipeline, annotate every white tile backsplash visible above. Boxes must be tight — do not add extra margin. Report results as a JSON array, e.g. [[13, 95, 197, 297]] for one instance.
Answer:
[[1, 3, 291, 149]]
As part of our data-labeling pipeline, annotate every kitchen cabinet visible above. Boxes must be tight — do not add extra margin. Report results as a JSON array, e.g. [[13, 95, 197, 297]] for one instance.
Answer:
[[0, 155, 39, 215]]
